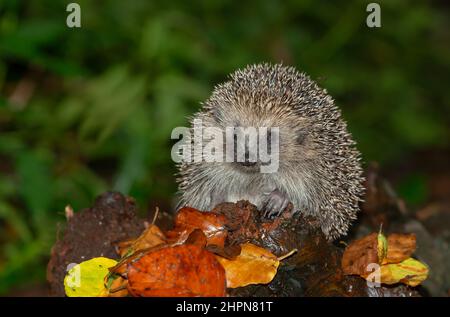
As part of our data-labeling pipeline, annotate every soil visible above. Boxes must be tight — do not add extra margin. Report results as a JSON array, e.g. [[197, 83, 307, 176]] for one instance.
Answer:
[[46, 192, 145, 296]]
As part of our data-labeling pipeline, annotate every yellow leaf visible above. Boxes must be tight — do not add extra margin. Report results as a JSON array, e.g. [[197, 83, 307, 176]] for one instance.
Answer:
[[380, 257, 429, 287], [64, 257, 117, 297], [216, 243, 279, 288]]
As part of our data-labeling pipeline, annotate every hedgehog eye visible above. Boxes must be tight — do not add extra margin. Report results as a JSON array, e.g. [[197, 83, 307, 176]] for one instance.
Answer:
[[296, 132, 306, 145], [266, 129, 272, 144], [266, 129, 275, 153]]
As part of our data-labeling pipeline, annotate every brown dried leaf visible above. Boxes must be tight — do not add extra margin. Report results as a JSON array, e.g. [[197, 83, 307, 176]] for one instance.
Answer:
[[185, 229, 207, 248], [117, 224, 167, 257], [383, 233, 416, 264], [342, 233, 378, 276]]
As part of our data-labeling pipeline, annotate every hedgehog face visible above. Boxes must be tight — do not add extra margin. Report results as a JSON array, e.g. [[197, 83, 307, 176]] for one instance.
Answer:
[[202, 99, 317, 176]]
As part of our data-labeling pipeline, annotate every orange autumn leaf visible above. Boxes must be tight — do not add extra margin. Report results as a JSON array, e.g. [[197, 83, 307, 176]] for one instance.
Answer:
[[166, 207, 228, 248], [216, 243, 280, 288], [127, 244, 226, 297]]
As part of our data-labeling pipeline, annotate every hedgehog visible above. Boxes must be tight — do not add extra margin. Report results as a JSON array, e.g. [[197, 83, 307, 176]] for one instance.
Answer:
[[176, 63, 364, 240]]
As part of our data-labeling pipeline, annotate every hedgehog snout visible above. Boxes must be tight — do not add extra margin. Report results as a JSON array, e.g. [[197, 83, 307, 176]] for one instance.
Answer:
[[240, 161, 257, 167]]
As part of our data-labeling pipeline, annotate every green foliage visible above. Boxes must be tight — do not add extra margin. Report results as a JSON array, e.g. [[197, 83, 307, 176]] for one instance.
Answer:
[[397, 173, 429, 206], [0, 0, 449, 293]]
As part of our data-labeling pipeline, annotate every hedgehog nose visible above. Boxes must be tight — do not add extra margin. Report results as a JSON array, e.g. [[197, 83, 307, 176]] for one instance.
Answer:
[[241, 147, 257, 167], [241, 161, 257, 167]]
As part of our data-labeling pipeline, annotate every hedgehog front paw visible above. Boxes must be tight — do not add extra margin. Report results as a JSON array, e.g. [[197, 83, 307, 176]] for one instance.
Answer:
[[261, 189, 291, 218]]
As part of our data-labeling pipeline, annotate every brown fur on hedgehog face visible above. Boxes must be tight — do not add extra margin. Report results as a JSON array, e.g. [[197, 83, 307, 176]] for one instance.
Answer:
[[177, 63, 365, 240]]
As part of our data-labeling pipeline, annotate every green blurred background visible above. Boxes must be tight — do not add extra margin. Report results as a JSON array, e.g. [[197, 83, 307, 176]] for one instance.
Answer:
[[0, 0, 449, 294]]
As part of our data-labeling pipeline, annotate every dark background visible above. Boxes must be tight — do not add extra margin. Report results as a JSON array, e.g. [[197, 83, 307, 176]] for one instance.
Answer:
[[0, 0, 449, 295]]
